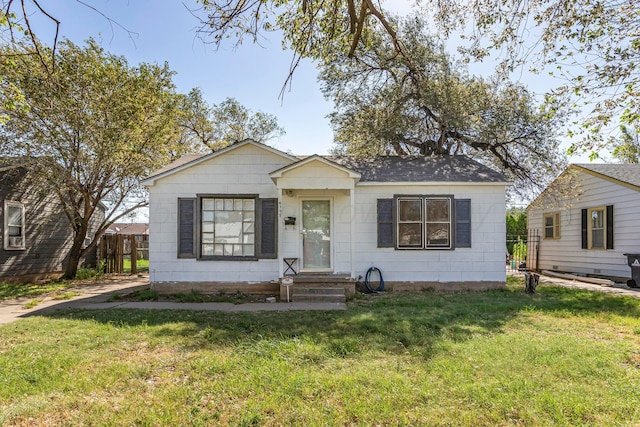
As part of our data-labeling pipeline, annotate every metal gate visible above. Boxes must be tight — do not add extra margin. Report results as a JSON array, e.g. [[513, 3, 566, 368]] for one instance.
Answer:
[[526, 229, 540, 272]]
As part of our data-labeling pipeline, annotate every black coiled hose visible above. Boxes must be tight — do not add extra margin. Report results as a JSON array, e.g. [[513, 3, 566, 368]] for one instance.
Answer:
[[364, 266, 384, 293]]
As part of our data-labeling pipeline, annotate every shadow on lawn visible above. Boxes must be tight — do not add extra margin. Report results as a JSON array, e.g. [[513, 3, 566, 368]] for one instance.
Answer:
[[40, 283, 640, 361]]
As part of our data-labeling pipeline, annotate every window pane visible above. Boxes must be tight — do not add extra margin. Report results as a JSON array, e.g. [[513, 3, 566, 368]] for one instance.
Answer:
[[202, 244, 214, 256], [202, 233, 214, 244], [545, 216, 554, 227], [243, 233, 254, 244], [591, 210, 604, 228], [544, 227, 554, 239], [243, 222, 254, 233], [398, 223, 422, 246], [7, 205, 22, 226], [243, 244, 255, 256], [215, 211, 242, 243], [427, 223, 450, 246], [8, 225, 22, 237], [399, 199, 421, 221], [234, 199, 243, 211], [224, 199, 234, 210], [202, 199, 215, 210], [223, 245, 233, 256], [426, 199, 449, 221], [233, 244, 243, 256], [243, 199, 255, 211], [202, 223, 214, 233], [202, 211, 214, 222], [214, 244, 224, 256], [243, 211, 254, 222], [592, 230, 604, 248], [214, 199, 224, 210]]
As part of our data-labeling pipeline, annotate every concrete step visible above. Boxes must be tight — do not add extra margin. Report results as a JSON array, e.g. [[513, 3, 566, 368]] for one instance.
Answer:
[[292, 286, 346, 303]]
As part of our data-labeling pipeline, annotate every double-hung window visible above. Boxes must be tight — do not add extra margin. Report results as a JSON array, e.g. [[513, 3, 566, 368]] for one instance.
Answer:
[[588, 207, 605, 249], [581, 205, 613, 250], [543, 212, 560, 239], [397, 196, 452, 249], [4, 200, 26, 250]]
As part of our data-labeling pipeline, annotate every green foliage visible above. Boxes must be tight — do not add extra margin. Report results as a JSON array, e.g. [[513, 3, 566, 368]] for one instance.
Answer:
[[179, 89, 285, 152], [0, 38, 188, 278], [1, 285, 640, 425], [320, 17, 566, 194], [512, 238, 527, 260], [75, 268, 103, 281], [427, 0, 640, 152], [612, 125, 640, 164], [506, 208, 527, 254]]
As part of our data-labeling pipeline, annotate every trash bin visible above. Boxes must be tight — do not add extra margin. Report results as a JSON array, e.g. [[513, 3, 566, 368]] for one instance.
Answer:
[[623, 253, 640, 288]]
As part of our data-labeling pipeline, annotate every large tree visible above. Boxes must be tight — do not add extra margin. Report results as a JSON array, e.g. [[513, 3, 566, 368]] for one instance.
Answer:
[[0, 39, 188, 278], [425, 0, 640, 152], [320, 17, 566, 196], [179, 89, 285, 151]]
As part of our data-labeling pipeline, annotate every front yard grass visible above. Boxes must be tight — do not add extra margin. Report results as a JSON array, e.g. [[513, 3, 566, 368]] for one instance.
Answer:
[[1, 277, 639, 426]]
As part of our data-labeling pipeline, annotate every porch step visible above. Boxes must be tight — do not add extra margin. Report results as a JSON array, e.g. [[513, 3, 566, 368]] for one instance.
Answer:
[[292, 286, 346, 303]]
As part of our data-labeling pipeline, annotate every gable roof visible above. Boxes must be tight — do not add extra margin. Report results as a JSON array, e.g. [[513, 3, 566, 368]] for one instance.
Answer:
[[141, 139, 298, 185], [269, 154, 362, 179], [330, 155, 509, 183], [573, 163, 640, 190], [107, 222, 149, 235]]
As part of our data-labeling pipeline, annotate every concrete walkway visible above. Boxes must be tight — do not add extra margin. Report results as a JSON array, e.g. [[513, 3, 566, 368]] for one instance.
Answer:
[[0, 274, 346, 326], [2, 272, 638, 327]]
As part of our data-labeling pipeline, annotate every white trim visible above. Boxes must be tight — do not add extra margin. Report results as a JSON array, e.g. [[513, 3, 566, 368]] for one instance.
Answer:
[[299, 197, 334, 273], [277, 188, 284, 278], [349, 185, 356, 279], [3, 199, 26, 250]]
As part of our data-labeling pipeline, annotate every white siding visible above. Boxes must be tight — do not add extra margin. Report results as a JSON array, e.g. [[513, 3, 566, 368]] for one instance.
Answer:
[[148, 143, 507, 286], [352, 184, 506, 283], [528, 169, 640, 279], [148, 143, 294, 283]]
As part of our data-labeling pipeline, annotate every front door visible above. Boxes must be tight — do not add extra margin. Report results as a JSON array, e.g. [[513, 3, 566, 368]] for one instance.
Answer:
[[301, 199, 332, 271]]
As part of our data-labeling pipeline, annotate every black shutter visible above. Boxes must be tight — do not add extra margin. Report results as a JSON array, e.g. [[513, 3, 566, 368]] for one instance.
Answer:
[[177, 198, 196, 258], [258, 198, 277, 259], [606, 205, 614, 249], [455, 199, 471, 248], [377, 199, 394, 247], [581, 208, 588, 249]]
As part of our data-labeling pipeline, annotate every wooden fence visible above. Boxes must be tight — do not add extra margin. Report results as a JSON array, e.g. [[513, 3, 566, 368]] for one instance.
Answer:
[[100, 234, 138, 274]]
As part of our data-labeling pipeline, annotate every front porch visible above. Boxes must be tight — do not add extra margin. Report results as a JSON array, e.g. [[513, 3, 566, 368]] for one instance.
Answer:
[[279, 274, 356, 302]]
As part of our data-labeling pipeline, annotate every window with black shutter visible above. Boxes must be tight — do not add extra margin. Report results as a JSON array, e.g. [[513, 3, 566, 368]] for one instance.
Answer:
[[177, 198, 196, 258], [377, 199, 394, 247], [257, 198, 278, 259], [454, 199, 471, 248], [582, 205, 613, 250]]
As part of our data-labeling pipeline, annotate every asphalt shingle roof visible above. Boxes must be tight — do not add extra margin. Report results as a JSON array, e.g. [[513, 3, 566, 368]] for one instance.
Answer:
[[575, 163, 640, 189], [330, 155, 508, 183]]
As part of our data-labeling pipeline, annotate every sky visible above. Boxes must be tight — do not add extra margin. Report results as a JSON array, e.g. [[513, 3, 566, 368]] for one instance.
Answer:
[[26, 0, 339, 155], [24, 0, 583, 160]]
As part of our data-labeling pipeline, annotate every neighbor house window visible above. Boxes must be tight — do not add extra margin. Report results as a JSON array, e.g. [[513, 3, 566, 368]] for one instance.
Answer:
[[396, 196, 452, 249], [4, 200, 25, 250], [201, 197, 255, 258], [543, 212, 561, 239], [588, 207, 605, 249]]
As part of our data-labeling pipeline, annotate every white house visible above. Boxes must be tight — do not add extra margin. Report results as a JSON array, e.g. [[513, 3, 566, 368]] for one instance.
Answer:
[[142, 139, 510, 294], [527, 163, 640, 280]]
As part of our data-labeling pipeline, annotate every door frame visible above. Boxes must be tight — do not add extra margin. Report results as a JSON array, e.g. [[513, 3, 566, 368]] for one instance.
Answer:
[[299, 197, 334, 273]]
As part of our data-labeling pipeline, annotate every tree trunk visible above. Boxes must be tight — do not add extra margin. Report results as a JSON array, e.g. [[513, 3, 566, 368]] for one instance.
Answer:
[[63, 233, 86, 279]]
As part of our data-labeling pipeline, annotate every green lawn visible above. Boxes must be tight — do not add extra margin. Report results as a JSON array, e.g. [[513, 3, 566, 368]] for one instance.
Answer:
[[123, 258, 149, 273], [1, 277, 639, 426]]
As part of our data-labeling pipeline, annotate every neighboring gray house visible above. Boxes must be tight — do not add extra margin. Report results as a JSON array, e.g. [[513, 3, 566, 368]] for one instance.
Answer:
[[142, 139, 511, 294], [0, 161, 104, 281], [527, 163, 640, 280]]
